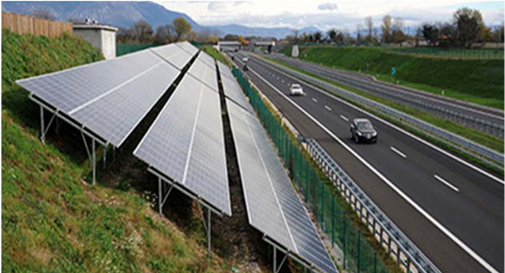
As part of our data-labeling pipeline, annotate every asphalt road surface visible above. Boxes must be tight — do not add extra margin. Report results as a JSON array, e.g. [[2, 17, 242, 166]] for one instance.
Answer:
[[229, 51, 504, 273], [265, 53, 504, 137]]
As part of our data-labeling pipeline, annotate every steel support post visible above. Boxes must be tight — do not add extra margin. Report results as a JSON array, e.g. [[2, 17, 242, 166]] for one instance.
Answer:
[[40, 106, 45, 143], [103, 145, 107, 169], [207, 208, 211, 257], [158, 177, 162, 217], [92, 138, 96, 185], [273, 246, 277, 273]]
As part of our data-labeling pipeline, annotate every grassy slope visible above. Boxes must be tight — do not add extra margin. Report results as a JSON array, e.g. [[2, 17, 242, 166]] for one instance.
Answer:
[[2, 29, 228, 273], [283, 46, 504, 109]]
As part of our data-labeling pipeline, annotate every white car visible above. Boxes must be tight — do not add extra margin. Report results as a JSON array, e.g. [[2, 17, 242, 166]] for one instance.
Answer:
[[242, 57, 249, 62], [289, 84, 304, 96]]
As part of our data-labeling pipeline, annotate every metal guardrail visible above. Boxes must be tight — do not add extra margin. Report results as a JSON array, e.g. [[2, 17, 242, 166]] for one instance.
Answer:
[[259, 57, 504, 169], [276, 56, 504, 138], [305, 138, 443, 273]]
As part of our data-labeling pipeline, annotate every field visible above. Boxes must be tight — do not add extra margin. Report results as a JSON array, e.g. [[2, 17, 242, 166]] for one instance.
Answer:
[[1, 29, 232, 273], [283, 46, 504, 109], [388, 47, 504, 60]]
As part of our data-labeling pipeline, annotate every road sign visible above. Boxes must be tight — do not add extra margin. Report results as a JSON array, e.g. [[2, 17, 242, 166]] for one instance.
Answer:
[[292, 45, 299, 58]]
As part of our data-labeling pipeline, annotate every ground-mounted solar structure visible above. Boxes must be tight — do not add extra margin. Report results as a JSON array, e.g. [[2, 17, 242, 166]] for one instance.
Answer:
[[218, 61, 254, 113], [220, 63, 338, 273], [16, 42, 196, 184]]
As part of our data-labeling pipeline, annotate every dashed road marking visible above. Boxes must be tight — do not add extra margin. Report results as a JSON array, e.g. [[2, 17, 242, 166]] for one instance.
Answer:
[[434, 175, 460, 192], [340, 115, 349, 122], [324, 105, 332, 111], [390, 146, 407, 159], [312, 98, 318, 103]]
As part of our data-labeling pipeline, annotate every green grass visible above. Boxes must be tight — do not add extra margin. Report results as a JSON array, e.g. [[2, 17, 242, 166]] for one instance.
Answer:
[[283, 46, 504, 109], [2, 29, 230, 273], [388, 47, 504, 60], [200, 45, 231, 66]]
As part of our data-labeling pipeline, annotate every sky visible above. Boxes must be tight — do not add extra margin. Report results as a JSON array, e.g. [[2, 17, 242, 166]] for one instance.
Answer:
[[160, 0, 504, 31]]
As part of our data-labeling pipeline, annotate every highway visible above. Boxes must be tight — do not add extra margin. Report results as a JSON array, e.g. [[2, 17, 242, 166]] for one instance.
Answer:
[[265, 53, 504, 137], [228, 51, 504, 273]]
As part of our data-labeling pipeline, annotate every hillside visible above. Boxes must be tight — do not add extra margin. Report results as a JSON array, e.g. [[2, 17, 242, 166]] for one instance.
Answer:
[[1, 29, 233, 272], [283, 46, 504, 109]]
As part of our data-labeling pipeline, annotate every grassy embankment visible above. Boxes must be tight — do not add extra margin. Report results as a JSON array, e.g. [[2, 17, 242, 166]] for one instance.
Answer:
[[283, 46, 504, 109], [2, 29, 230, 273]]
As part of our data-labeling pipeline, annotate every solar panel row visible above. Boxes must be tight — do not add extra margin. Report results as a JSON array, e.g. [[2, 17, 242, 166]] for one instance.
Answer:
[[16, 42, 195, 147], [134, 73, 231, 216], [218, 62, 254, 113], [227, 100, 338, 273], [188, 56, 218, 92]]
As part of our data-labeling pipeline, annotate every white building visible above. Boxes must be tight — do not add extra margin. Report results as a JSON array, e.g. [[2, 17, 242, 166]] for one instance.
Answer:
[[73, 24, 118, 59]]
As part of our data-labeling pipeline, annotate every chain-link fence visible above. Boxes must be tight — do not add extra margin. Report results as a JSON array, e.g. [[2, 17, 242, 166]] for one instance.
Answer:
[[232, 66, 395, 273], [116, 44, 155, 56]]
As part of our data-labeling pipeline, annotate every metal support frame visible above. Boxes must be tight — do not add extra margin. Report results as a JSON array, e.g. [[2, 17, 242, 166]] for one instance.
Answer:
[[148, 167, 223, 258], [33, 95, 108, 186], [263, 236, 316, 273]]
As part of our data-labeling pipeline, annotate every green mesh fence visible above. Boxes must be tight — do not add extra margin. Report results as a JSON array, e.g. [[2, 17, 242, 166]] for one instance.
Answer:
[[232, 67, 393, 273], [116, 44, 155, 56]]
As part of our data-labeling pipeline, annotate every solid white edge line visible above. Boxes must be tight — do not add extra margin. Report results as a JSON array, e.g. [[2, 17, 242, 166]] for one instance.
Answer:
[[434, 175, 460, 192], [340, 115, 349, 122], [247, 65, 500, 273], [390, 146, 407, 159], [324, 105, 332, 111], [257, 56, 504, 185]]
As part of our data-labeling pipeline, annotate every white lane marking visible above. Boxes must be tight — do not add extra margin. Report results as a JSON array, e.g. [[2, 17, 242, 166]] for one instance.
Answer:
[[312, 98, 318, 103], [324, 105, 332, 111], [340, 115, 349, 122], [281, 79, 285, 83], [391, 146, 407, 159], [434, 175, 460, 192], [247, 65, 500, 273], [258, 57, 503, 185]]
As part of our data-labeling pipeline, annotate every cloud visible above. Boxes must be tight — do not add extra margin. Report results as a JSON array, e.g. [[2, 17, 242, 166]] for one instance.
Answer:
[[318, 2, 338, 11], [208, 2, 226, 11]]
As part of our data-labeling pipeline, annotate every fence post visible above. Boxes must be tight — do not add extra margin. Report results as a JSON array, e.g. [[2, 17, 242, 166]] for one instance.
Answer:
[[343, 215, 347, 269], [331, 196, 335, 246], [374, 252, 378, 273], [357, 233, 361, 273]]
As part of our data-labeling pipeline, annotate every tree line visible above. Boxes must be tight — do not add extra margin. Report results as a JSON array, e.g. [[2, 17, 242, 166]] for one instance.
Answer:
[[288, 7, 504, 48]]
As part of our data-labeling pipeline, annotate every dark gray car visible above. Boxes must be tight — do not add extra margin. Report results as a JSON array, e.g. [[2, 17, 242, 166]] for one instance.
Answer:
[[350, 118, 378, 143]]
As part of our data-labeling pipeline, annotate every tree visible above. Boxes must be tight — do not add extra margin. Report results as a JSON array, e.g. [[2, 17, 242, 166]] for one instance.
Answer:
[[224, 34, 239, 41], [365, 16, 374, 42], [381, 15, 392, 43], [173, 17, 192, 41], [238, 35, 246, 44], [154, 25, 176, 44], [327, 29, 337, 42], [314, 31, 322, 42], [391, 17, 407, 45], [32, 8, 55, 20], [453, 8, 484, 48], [132, 20, 153, 44], [422, 23, 439, 46], [356, 24, 363, 42], [206, 36, 219, 43]]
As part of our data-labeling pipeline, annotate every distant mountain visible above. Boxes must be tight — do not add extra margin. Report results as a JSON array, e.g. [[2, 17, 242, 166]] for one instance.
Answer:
[[2, 1, 202, 30], [2, 1, 321, 39]]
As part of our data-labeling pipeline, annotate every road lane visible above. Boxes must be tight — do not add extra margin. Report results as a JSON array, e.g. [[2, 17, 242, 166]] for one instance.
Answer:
[[231, 52, 504, 273]]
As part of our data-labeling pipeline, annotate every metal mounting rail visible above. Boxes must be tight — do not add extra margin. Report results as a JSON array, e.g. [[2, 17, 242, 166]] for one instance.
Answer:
[[304, 138, 442, 273]]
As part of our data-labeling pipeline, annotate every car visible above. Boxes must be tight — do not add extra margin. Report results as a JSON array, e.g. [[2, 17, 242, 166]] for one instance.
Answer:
[[242, 57, 249, 62], [242, 64, 249, 71], [350, 118, 377, 143], [231, 56, 235, 61], [289, 84, 304, 96]]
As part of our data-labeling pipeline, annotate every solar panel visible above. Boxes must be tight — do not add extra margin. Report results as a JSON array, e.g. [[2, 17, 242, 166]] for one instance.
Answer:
[[219, 67, 254, 113], [151, 44, 194, 70], [17, 50, 180, 147], [188, 58, 218, 92], [217, 61, 234, 80], [134, 73, 231, 216], [176, 41, 199, 56], [18, 50, 160, 113], [227, 101, 337, 273], [198, 51, 216, 68]]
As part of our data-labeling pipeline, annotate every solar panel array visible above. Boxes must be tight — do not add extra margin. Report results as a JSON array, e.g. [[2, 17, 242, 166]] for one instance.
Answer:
[[17, 42, 195, 147], [176, 41, 199, 56], [188, 53, 218, 92], [227, 101, 337, 273], [134, 73, 231, 216], [218, 62, 254, 113], [151, 44, 194, 70]]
